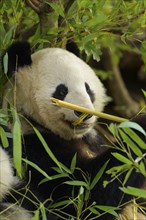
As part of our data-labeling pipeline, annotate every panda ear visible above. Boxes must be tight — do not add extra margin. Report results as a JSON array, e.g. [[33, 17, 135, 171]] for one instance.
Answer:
[[66, 41, 80, 57], [7, 41, 32, 77]]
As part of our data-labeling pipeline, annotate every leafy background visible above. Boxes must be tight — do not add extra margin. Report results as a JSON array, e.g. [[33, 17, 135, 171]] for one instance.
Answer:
[[0, 0, 146, 219]]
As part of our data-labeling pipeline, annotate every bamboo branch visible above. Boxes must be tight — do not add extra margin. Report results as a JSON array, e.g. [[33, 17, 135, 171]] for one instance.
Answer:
[[50, 98, 127, 123]]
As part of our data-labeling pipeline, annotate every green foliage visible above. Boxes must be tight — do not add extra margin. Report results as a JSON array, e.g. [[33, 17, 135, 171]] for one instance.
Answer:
[[0, 0, 145, 96], [107, 121, 146, 185], [12, 108, 23, 178], [1, 109, 145, 218], [0, 0, 145, 54], [0, 0, 146, 218], [0, 126, 9, 147], [120, 186, 146, 199], [142, 90, 146, 98]]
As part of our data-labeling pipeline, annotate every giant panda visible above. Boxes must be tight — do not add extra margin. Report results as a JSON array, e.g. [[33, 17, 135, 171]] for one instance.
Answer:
[[0, 41, 146, 220]]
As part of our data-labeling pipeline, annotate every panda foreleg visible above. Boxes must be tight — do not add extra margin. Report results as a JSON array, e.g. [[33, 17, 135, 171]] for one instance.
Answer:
[[0, 203, 33, 220], [0, 147, 16, 201], [0, 147, 33, 220], [116, 203, 146, 220]]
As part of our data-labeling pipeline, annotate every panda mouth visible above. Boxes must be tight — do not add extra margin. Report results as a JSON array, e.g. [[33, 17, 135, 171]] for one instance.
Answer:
[[72, 123, 90, 130], [66, 120, 91, 130]]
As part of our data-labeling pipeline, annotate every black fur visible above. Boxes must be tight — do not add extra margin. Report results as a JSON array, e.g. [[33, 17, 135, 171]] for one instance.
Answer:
[[7, 41, 32, 77], [3, 114, 146, 220], [85, 82, 95, 103], [66, 41, 80, 57], [52, 84, 68, 100]]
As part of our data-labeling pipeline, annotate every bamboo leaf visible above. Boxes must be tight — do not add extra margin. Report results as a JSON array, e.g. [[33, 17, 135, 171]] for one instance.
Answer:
[[33, 127, 61, 170], [106, 164, 130, 177], [142, 89, 146, 98], [48, 3, 65, 17], [119, 129, 143, 157], [39, 173, 69, 185], [120, 186, 146, 198], [91, 205, 119, 217], [138, 161, 146, 176], [108, 123, 119, 137], [22, 158, 52, 180], [65, 180, 89, 189], [121, 127, 146, 150], [0, 126, 9, 148], [13, 120, 22, 178], [112, 153, 132, 165], [70, 153, 77, 173], [119, 121, 146, 136], [33, 210, 39, 220], [90, 160, 109, 190]]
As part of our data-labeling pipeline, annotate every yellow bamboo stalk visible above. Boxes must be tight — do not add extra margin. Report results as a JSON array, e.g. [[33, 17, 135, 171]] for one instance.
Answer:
[[50, 98, 127, 123]]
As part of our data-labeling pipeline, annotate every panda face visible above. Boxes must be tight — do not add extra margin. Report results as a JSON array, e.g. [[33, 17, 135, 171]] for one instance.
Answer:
[[6, 47, 106, 140]]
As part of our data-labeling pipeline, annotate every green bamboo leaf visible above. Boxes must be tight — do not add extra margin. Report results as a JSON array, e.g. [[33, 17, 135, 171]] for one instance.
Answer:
[[120, 186, 146, 198], [142, 89, 146, 98], [13, 120, 22, 178], [52, 164, 72, 175], [92, 205, 119, 217], [70, 153, 77, 173], [112, 153, 132, 165], [106, 164, 130, 177], [33, 128, 72, 174], [65, 180, 89, 189], [108, 123, 119, 137], [89, 206, 100, 215], [22, 158, 52, 180], [0, 126, 9, 148], [139, 161, 146, 176], [121, 127, 146, 150], [49, 199, 72, 209], [119, 129, 143, 157], [40, 203, 47, 220], [33, 127, 61, 170], [97, 0, 107, 9], [33, 210, 39, 220], [59, 162, 72, 174], [90, 160, 109, 190], [77, 186, 84, 215], [119, 121, 146, 136], [39, 172, 69, 185], [48, 3, 65, 17], [123, 168, 133, 186]]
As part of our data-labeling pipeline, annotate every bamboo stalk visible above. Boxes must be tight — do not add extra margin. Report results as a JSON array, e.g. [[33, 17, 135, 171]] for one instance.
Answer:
[[50, 98, 127, 123]]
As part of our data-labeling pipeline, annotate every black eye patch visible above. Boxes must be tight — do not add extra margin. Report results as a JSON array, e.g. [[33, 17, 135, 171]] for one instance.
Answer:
[[85, 82, 95, 103], [52, 84, 68, 100]]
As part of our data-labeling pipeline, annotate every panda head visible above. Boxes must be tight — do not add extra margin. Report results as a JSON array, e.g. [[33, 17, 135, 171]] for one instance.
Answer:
[[4, 42, 106, 140]]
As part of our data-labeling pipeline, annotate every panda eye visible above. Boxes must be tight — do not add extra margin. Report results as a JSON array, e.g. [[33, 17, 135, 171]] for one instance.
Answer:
[[52, 84, 68, 100], [85, 82, 95, 103]]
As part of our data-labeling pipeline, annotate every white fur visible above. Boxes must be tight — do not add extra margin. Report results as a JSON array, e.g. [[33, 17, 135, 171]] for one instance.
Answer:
[[4, 48, 106, 139], [0, 147, 33, 219], [0, 147, 16, 201], [116, 203, 146, 220], [0, 203, 33, 220]]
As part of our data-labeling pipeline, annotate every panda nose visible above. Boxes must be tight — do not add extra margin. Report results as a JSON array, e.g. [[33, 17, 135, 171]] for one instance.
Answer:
[[74, 111, 92, 120]]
